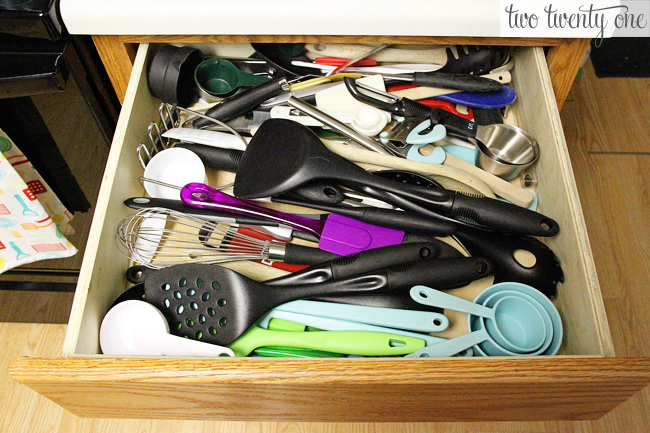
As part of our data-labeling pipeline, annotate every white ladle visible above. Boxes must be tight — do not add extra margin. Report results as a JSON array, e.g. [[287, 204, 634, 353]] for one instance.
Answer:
[[100, 300, 235, 357]]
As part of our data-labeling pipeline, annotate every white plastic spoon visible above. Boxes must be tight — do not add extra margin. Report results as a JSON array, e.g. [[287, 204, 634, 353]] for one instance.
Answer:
[[100, 300, 235, 357]]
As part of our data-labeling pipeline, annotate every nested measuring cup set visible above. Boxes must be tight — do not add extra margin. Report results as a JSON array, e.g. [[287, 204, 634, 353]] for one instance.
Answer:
[[407, 282, 562, 357]]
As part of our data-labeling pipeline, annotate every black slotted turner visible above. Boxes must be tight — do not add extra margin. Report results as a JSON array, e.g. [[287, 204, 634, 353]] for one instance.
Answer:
[[126, 257, 492, 346]]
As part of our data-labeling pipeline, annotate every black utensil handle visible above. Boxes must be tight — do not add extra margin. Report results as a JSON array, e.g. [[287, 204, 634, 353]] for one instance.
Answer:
[[123, 197, 281, 227], [472, 108, 503, 125], [193, 77, 288, 128], [274, 255, 493, 305], [126, 266, 155, 284], [451, 193, 560, 237], [282, 243, 340, 265], [430, 108, 479, 139], [272, 195, 457, 237], [399, 97, 436, 119], [385, 256, 494, 290], [360, 207, 456, 236], [455, 226, 564, 298], [174, 143, 243, 172], [265, 242, 441, 286], [285, 181, 346, 205], [412, 72, 503, 92]]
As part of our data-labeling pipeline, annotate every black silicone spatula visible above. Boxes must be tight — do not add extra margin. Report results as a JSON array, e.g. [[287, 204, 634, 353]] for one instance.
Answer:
[[126, 256, 492, 346], [233, 119, 559, 237]]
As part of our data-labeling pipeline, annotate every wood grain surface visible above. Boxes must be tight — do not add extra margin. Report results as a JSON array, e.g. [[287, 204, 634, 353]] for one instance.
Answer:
[[9, 357, 650, 422], [1, 59, 650, 432], [546, 38, 592, 111]]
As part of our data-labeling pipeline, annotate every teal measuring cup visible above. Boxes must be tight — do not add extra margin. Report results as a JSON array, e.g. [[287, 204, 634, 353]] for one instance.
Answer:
[[194, 58, 271, 99]]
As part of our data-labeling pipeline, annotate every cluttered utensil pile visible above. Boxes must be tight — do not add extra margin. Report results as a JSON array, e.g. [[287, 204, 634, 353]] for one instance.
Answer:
[[102, 42, 564, 359]]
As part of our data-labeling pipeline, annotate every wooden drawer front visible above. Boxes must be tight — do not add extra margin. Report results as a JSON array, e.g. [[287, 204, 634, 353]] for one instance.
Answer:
[[10, 42, 650, 421]]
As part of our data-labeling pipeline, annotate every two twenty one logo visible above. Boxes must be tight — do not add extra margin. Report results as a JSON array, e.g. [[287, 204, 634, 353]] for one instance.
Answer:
[[500, 1, 649, 44]]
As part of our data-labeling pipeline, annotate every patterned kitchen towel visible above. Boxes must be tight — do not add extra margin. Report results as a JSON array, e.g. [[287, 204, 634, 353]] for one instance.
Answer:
[[0, 129, 74, 226], [0, 130, 77, 273]]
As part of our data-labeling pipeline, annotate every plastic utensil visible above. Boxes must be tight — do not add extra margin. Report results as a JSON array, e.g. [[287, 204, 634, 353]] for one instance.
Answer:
[[385, 71, 511, 101], [409, 285, 547, 353], [111, 242, 451, 313], [454, 225, 564, 299], [147, 45, 204, 107], [161, 128, 248, 151], [380, 71, 503, 92], [258, 311, 474, 358], [253, 346, 345, 358], [270, 105, 388, 137], [303, 43, 449, 65], [228, 324, 425, 357], [433, 85, 517, 109], [194, 58, 270, 98], [181, 182, 406, 256], [471, 282, 563, 356], [258, 309, 448, 346], [142, 147, 206, 200], [99, 300, 235, 357], [476, 289, 553, 356], [404, 140, 534, 207], [233, 118, 560, 237], [125, 259, 483, 346], [271, 194, 457, 237], [192, 77, 289, 128], [274, 300, 448, 333], [405, 323, 495, 357]]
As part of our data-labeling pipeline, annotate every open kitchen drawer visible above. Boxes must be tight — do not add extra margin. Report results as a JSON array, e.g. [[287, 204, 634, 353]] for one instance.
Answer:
[[9, 42, 650, 422]]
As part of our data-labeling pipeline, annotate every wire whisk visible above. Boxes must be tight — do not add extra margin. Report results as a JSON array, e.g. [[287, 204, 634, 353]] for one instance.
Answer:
[[116, 207, 335, 268]]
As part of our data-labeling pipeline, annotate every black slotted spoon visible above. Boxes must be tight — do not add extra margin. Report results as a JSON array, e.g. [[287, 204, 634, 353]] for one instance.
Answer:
[[126, 257, 492, 346]]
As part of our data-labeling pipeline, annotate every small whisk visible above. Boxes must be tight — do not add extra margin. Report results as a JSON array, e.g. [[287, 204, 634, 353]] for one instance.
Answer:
[[116, 207, 336, 269]]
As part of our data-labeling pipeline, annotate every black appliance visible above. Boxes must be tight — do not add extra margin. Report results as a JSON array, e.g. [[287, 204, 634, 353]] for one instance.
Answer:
[[0, 0, 120, 285]]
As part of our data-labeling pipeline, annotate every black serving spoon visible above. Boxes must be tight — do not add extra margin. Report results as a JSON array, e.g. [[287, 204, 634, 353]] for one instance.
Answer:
[[126, 255, 492, 346], [113, 242, 449, 313], [233, 118, 559, 237]]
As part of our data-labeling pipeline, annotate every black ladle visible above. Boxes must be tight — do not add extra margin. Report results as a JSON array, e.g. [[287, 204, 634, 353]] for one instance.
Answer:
[[233, 118, 559, 237]]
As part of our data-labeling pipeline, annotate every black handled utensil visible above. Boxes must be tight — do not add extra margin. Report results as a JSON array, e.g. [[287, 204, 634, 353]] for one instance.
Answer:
[[381, 71, 503, 92], [114, 242, 444, 312], [193, 77, 289, 129], [272, 193, 457, 237], [233, 118, 559, 237], [126, 257, 491, 346]]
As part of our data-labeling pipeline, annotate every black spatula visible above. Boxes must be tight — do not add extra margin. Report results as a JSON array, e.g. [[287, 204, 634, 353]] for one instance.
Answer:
[[233, 119, 559, 237], [126, 257, 491, 346]]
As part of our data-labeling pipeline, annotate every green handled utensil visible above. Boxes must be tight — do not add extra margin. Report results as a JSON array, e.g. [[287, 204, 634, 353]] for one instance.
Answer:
[[228, 324, 425, 357], [253, 346, 345, 358]]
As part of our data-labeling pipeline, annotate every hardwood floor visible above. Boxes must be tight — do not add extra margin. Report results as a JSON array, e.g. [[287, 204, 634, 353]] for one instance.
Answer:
[[1, 60, 649, 432]]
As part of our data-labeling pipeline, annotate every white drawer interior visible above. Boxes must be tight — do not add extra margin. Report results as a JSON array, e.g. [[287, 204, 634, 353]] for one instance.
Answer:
[[61, 43, 613, 359]]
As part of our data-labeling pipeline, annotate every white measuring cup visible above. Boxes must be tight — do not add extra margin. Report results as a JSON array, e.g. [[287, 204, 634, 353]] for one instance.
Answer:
[[100, 300, 234, 357], [143, 147, 207, 200]]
